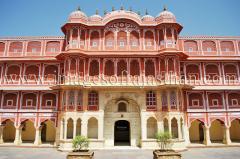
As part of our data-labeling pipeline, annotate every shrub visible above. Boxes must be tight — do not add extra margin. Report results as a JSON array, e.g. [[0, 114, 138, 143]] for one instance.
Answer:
[[155, 131, 172, 150], [72, 135, 89, 151]]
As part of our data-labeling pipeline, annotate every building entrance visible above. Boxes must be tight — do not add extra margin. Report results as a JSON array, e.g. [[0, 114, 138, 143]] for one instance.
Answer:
[[114, 120, 130, 146]]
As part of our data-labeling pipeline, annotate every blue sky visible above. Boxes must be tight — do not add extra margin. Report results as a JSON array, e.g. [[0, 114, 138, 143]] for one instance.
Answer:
[[0, 0, 239, 36]]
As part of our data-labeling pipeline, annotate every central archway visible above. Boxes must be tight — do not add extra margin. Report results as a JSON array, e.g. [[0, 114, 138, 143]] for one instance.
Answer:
[[114, 120, 130, 146]]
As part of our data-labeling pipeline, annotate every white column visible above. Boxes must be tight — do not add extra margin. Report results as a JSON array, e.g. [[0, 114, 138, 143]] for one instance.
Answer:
[[178, 119, 182, 140], [157, 120, 164, 133], [14, 126, 22, 145], [0, 125, 4, 144], [81, 120, 88, 137], [168, 118, 172, 136], [98, 116, 104, 140], [203, 126, 211, 145], [223, 126, 231, 145], [64, 120, 67, 140], [73, 120, 77, 139], [60, 120, 64, 140], [141, 115, 147, 140], [184, 126, 190, 145], [34, 127, 42, 145]]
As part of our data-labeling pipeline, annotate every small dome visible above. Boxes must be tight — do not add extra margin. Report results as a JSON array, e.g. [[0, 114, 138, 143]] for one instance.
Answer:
[[68, 7, 87, 22], [142, 14, 154, 22], [155, 7, 176, 23], [89, 10, 102, 21]]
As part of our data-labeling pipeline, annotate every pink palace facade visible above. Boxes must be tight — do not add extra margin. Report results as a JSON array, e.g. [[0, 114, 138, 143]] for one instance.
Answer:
[[0, 7, 240, 150]]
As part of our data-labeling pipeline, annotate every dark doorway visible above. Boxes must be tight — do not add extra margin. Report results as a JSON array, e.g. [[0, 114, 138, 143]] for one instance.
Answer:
[[41, 123, 47, 142], [114, 120, 130, 146], [199, 123, 204, 142]]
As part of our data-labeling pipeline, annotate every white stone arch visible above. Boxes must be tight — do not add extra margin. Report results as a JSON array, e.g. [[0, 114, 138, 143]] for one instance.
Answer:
[[103, 96, 141, 147], [146, 116, 157, 139], [87, 117, 98, 139]]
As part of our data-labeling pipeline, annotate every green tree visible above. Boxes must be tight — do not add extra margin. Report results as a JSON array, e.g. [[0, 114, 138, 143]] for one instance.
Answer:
[[72, 135, 89, 151]]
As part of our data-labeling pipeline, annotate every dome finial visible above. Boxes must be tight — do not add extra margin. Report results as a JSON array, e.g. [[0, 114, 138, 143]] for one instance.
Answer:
[[77, 6, 81, 11], [104, 10, 107, 15], [145, 9, 148, 15], [96, 9, 99, 15], [112, 6, 115, 11], [120, 6, 124, 10], [163, 5, 167, 11], [137, 11, 141, 15], [129, 6, 132, 11]]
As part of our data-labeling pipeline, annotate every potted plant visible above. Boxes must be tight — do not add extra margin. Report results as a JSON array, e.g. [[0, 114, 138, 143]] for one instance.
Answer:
[[153, 131, 182, 159], [67, 135, 94, 159]]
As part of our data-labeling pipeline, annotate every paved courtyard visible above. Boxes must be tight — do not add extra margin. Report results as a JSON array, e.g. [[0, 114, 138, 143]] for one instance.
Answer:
[[0, 147, 240, 159]]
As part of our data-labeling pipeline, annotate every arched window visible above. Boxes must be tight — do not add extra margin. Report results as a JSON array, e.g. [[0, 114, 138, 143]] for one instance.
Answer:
[[118, 102, 127, 112], [228, 93, 240, 108], [105, 31, 114, 48], [3, 93, 18, 109], [184, 40, 198, 52], [104, 60, 114, 76], [27, 41, 41, 53], [130, 31, 139, 48], [6, 65, 21, 81], [170, 91, 177, 109], [224, 64, 238, 81], [145, 60, 155, 77], [186, 64, 200, 80], [44, 65, 58, 82], [87, 117, 98, 139], [208, 93, 223, 109], [117, 60, 127, 76], [147, 117, 157, 139], [22, 93, 37, 109], [68, 90, 75, 106], [90, 31, 99, 48], [220, 41, 234, 52], [80, 30, 85, 48], [42, 93, 56, 109], [46, 41, 60, 53], [0, 42, 5, 53], [130, 60, 140, 76], [89, 60, 99, 76], [146, 91, 157, 111], [188, 93, 203, 108], [117, 31, 127, 48], [202, 41, 216, 52], [168, 58, 174, 73], [145, 31, 154, 48], [88, 91, 98, 110], [25, 65, 39, 81], [161, 91, 168, 111], [205, 64, 219, 81], [9, 42, 23, 53], [78, 59, 84, 76]]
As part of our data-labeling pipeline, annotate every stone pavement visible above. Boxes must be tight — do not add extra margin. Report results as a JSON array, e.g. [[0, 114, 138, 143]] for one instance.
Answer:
[[0, 147, 240, 159]]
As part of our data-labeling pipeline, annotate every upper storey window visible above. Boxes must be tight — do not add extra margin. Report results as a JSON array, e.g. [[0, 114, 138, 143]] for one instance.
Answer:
[[90, 31, 99, 48], [105, 31, 114, 48], [145, 31, 154, 49], [0, 42, 5, 53], [202, 41, 216, 52], [88, 91, 98, 111], [117, 31, 127, 48], [146, 91, 157, 111], [220, 41, 234, 52], [46, 41, 60, 53], [130, 31, 139, 48], [27, 41, 41, 53], [184, 40, 198, 52], [207, 47, 212, 52], [9, 42, 23, 53]]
